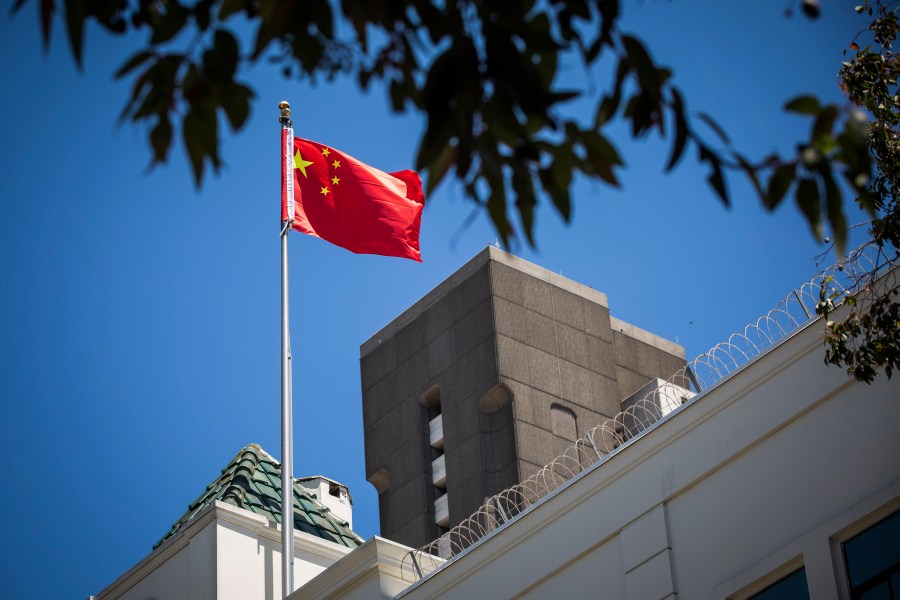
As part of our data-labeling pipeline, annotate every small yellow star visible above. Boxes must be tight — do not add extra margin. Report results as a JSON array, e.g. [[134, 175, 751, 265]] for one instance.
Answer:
[[321, 148, 331, 157], [320, 186, 330, 196], [293, 150, 314, 178], [331, 176, 340, 185], [332, 159, 341, 169]]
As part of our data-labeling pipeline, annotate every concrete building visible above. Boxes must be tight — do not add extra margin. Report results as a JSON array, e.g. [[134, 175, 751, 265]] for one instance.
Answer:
[[361, 247, 686, 548], [92, 247, 900, 599], [296, 268, 900, 599]]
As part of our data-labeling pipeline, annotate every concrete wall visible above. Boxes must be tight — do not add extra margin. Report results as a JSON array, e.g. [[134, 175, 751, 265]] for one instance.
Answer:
[[390, 319, 900, 599], [361, 253, 498, 547], [361, 247, 686, 548]]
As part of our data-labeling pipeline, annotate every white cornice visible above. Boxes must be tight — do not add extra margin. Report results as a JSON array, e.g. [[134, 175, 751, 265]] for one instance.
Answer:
[[290, 536, 411, 599], [93, 501, 353, 599], [93, 501, 219, 599]]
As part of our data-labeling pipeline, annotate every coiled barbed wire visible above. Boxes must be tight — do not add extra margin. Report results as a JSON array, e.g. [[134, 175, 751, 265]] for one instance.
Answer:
[[401, 241, 898, 582]]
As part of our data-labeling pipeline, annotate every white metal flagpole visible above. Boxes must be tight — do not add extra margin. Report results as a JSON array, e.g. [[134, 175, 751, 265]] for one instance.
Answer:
[[278, 100, 295, 598]]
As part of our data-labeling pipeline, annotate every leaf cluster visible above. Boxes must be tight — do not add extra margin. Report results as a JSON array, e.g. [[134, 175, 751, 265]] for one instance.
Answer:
[[814, 1, 900, 383], [818, 272, 900, 383], [11, 0, 818, 244], [13, 0, 899, 381]]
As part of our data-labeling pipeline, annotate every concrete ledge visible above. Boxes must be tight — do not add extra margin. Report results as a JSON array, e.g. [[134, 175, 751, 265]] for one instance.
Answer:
[[290, 536, 414, 600], [485, 247, 609, 308], [610, 317, 684, 358]]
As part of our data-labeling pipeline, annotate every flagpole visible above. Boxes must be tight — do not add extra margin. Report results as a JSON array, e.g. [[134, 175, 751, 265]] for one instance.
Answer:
[[278, 100, 295, 598]]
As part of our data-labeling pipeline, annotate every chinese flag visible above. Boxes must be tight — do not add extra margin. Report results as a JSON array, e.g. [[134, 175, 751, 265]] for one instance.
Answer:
[[281, 131, 424, 261]]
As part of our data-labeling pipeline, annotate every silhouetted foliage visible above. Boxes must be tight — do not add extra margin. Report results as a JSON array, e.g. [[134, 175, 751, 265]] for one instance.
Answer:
[[12, 0, 898, 380]]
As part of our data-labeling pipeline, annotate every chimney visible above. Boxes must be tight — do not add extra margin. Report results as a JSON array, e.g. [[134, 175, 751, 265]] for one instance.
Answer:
[[296, 476, 353, 528]]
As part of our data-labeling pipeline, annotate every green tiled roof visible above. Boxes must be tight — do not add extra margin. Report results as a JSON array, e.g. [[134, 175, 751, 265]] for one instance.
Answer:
[[155, 444, 363, 550]]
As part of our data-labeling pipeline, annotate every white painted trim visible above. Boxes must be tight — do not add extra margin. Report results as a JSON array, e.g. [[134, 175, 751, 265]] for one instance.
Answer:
[[290, 536, 411, 600], [92, 500, 354, 598], [93, 501, 219, 599]]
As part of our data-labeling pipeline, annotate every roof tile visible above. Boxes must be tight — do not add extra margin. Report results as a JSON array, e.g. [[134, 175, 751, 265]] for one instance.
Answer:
[[154, 444, 363, 550]]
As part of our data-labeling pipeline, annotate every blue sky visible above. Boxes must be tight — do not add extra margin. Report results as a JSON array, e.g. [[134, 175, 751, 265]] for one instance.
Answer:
[[0, 2, 871, 598]]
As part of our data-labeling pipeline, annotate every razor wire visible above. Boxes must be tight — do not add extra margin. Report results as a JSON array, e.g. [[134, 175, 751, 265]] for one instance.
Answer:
[[400, 241, 899, 583]]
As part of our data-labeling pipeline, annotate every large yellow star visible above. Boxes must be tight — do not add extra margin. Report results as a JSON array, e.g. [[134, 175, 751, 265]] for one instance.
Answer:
[[294, 150, 314, 178]]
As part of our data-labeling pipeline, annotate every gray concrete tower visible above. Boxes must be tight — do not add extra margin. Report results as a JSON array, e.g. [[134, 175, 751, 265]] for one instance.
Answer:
[[360, 247, 685, 548]]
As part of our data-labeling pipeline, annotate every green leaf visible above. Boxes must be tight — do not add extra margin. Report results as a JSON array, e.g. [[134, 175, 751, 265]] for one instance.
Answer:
[[512, 166, 537, 246], [114, 51, 154, 79], [621, 35, 660, 102], [182, 102, 219, 186], [38, 0, 55, 50], [183, 109, 206, 186], [784, 95, 822, 115], [697, 112, 730, 144], [219, 0, 245, 20], [734, 153, 765, 205], [64, 0, 86, 67], [151, 3, 190, 45], [821, 169, 847, 255], [812, 105, 838, 140], [539, 150, 574, 221], [484, 165, 512, 246], [149, 115, 172, 165], [389, 79, 405, 112], [582, 130, 623, 165], [625, 93, 656, 137], [766, 163, 796, 210], [801, 0, 820, 19], [595, 59, 628, 127], [795, 178, 823, 240], [580, 131, 622, 186], [698, 145, 729, 206], [666, 114, 688, 172], [707, 160, 727, 206], [664, 87, 688, 171], [584, 36, 603, 63], [204, 29, 239, 80], [425, 143, 457, 197], [220, 82, 254, 130], [11, 0, 29, 15], [195, 2, 211, 30]]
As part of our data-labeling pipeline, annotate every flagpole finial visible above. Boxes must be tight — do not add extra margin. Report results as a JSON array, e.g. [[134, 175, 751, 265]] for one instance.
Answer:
[[278, 101, 292, 126]]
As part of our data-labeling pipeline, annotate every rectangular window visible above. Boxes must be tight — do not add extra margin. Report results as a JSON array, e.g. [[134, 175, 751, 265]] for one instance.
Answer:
[[843, 510, 900, 599], [748, 568, 810, 600]]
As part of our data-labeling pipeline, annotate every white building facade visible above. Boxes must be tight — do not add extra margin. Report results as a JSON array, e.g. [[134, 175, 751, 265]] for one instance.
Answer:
[[296, 314, 900, 599]]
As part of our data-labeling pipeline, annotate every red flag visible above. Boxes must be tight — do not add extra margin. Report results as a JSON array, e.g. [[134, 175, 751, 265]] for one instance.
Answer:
[[281, 132, 424, 262]]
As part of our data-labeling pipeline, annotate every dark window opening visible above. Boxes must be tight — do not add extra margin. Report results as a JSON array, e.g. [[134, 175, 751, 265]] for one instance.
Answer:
[[748, 567, 810, 600], [844, 510, 900, 600]]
